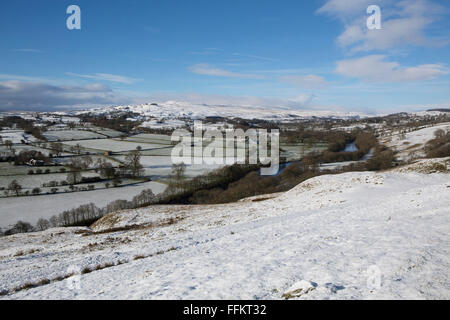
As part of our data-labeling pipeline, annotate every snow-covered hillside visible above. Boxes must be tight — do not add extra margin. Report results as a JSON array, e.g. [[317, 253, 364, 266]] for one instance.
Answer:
[[81, 101, 366, 121], [381, 122, 450, 162], [1, 161, 449, 300]]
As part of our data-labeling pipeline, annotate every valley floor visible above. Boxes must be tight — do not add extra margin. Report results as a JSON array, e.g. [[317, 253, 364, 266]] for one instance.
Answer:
[[0, 159, 449, 299]]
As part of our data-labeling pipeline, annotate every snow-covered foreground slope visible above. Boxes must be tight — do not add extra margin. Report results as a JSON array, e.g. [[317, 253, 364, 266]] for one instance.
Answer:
[[0, 169, 449, 300]]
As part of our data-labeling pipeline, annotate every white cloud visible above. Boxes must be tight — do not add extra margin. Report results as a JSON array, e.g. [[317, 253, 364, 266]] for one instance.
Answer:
[[188, 64, 264, 79], [280, 74, 328, 89], [66, 72, 140, 84], [318, 0, 448, 52], [335, 55, 449, 82], [0, 80, 129, 111], [317, 0, 375, 21]]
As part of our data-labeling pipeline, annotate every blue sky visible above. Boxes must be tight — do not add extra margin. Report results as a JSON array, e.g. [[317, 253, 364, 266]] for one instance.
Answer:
[[0, 0, 449, 113]]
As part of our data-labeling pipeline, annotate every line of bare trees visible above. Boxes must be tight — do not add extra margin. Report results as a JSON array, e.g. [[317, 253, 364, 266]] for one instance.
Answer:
[[1, 187, 160, 236]]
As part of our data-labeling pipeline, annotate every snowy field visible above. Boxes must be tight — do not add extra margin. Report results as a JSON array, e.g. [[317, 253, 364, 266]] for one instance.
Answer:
[[43, 130, 105, 142], [0, 161, 448, 299], [0, 162, 68, 176], [0, 130, 35, 144], [0, 181, 167, 229], [124, 134, 173, 145], [63, 139, 166, 152], [92, 128, 124, 138], [0, 171, 98, 190], [114, 155, 231, 178], [140, 119, 187, 129]]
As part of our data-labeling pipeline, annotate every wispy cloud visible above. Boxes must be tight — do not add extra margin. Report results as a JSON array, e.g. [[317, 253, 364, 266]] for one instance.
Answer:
[[0, 74, 52, 83], [189, 48, 222, 55], [317, 0, 377, 21], [12, 48, 43, 53], [188, 64, 265, 79], [318, 0, 449, 53], [280, 74, 329, 89], [232, 53, 279, 62], [66, 72, 141, 84], [335, 55, 449, 82]]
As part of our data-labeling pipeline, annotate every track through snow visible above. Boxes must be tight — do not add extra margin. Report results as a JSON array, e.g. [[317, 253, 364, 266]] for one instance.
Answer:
[[0, 170, 449, 299]]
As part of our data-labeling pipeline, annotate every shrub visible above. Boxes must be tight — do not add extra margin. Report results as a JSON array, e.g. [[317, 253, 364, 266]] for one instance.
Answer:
[[4, 221, 34, 235], [366, 147, 394, 171], [425, 130, 450, 158]]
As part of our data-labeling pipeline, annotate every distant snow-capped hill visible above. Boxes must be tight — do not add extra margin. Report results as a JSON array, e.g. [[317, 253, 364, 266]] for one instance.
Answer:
[[80, 101, 366, 121]]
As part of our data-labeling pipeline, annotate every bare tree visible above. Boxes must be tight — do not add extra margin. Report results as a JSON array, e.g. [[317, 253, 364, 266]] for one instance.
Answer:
[[51, 142, 63, 157], [49, 215, 60, 227], [8, 180, 22, 196], [74, 144, 83, 155], [132, 189, 156, 207], [170, 162, 186, 184], [124, 148, 144, 178], [81, 155, 93, 169], [36, 218, 50, 231], [97, 159, 116, 179], [66, 158, 84, 184]]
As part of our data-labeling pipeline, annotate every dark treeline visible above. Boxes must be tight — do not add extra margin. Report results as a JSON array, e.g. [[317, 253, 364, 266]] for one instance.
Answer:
[[320, 131, 378, 163], [0, 116, 47, 141], [79, 112, 142, 133], [14, 150, 50, 165], [282, 127, 350, 145]]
